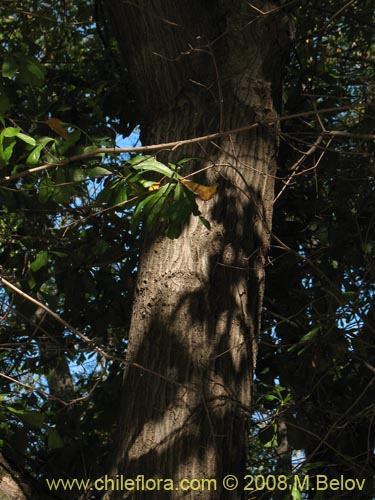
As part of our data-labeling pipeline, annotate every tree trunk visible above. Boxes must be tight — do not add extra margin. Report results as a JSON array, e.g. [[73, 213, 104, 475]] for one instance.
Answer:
[[103, 2, 290, 498]]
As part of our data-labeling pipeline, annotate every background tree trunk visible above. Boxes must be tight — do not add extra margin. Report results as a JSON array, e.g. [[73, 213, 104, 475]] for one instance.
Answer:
[[103, 2, 290, 498]]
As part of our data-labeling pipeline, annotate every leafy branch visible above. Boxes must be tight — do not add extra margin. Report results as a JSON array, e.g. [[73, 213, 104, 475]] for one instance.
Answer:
[[0, 102, 366, 184]]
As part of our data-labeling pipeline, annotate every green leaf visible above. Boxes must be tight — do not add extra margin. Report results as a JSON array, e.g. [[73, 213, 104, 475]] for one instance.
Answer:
[[125, 170, 142, 184], [2, 56, 17, 79], [95, 187, 111, 205], [37, 136, 55, 147], [0, 92, 10, 113], [131, 194, 152, 232], [144, 184, 172, 227], [16, 132, 36, 146], [30, 251, 48, 271], [264, 394, 278, 401], [71, 168, 87, 182], [175, 157, 196, 166], [71, 166, 113, 182], [0, 128, 36, 164], [291, 484, 303, 500], [29, 137, 56, 164], [38, 178, 53, 203], [6, 406, 26, 416], [86, 166, 112, 177], [47, 428, 64, 449], [129, 155, 178, 179], [26, 145, 44, 165], [57, 128, 81, 154], [28, 273, 36, 289], [264, 434, 278, 448], [10, 428, 28, 455], [2, 127, 20, 138], [173, 181, 185, 201], [53, 185, 76, 204], [161, 183, 199, 238], [1, 139, 16, 164], [83, 144, 101, 154], [6, 407, 44, 435], [299, 326, 320, 343], [20, 57, 46, 87], [21, 410, 45, 429], [95, 239, 109, 255], [300, 462, 326, 472], [111, 183, 128, 205], [49, 251, 68, 258], [138, 179, 158, 189]]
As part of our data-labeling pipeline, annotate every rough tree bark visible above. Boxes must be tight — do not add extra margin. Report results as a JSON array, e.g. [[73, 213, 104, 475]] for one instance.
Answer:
[[103, 2, 290, 498]]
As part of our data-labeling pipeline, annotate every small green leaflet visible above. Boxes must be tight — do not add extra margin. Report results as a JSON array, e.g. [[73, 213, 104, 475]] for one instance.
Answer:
[[7, 407, 45, 429], [72, 166, 112, 180], [129, 155, 180, 179], [27, 144, 44, 165], [287, 326, 320, 353], [30, 251, 48, 271], [2, 56, 17, 79], [47, 428, 64, 449], [291, 484, 303, 500], [16, 132, 36, 146], [299, 326, 320, 343]]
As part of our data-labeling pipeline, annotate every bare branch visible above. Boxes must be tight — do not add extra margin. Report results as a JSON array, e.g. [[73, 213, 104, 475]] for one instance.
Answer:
[[0, 102, 366, 185], [0, 275, 93, 345]]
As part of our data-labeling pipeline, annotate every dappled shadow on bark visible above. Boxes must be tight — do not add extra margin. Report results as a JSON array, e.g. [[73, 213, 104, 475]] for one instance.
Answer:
[[105, 176, 268, 499]]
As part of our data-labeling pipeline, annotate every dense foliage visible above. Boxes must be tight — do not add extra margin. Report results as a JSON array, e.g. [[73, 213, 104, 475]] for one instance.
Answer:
[[0, 0, 374, 498], [0, 0, 135, 482]]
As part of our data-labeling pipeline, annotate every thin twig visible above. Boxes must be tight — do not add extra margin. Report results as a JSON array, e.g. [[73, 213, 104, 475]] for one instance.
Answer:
[[0, 372, 68, 405], [304, 375, 375, 465], [0, 275, 194, 396], [323, 130, 375, 141], [0, 275, 93, 344], [274, 133, 325, 203]]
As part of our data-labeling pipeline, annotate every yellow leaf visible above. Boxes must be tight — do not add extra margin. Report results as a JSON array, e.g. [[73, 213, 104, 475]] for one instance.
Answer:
[[44, 118, 68, 139], [180, 179, 218, 201], [148, 182, 160, 191]]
